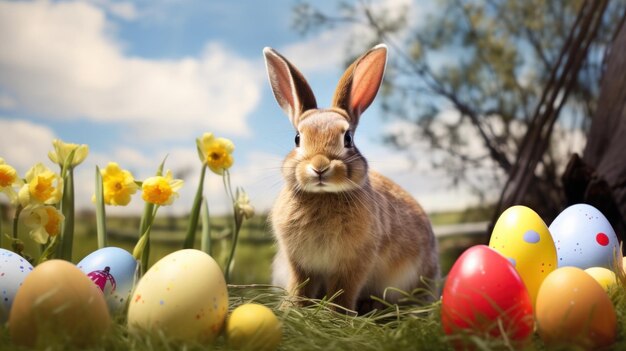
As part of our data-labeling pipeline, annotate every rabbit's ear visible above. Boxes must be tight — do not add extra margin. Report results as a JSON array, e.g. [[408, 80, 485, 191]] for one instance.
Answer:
[[332, 44, 387, 127], [264, 47, 317, 127]]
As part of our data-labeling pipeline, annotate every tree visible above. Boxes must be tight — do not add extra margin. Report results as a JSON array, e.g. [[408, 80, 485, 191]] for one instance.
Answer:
[[293, 0, 623, 219], [563, 18, 626, 240]]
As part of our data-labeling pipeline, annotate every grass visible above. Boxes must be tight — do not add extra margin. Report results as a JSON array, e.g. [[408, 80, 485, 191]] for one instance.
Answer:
[[428, 205, 494, 226], [1, 283, 626, 351], [5, 206, 624, 350]]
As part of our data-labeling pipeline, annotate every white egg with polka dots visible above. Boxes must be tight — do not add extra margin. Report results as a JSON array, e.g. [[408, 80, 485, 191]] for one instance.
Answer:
[[549, 204, 619, 269], [0, 249, 33, 323]]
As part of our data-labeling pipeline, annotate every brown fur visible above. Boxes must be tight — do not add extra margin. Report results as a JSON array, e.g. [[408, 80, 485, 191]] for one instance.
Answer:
[[263, 44, 439, 313]]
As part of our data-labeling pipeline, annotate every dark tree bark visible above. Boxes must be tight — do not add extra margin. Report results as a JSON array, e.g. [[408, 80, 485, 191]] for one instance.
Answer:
[[493, 0, 609, 225], [563, 16, 626, 242]]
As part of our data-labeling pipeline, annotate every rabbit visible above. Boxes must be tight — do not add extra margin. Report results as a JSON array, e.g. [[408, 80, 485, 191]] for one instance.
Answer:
[[263, 43, 440, 313]]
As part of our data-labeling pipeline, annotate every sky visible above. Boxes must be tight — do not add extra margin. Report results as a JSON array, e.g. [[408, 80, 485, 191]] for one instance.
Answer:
[[0, 0, 504, 216]]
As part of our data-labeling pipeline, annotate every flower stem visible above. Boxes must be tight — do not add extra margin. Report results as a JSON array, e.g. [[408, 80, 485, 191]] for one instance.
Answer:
[[183, 165, 207, 249], [223, 171, 241, 283], [60, 168, 75, 261], [38, 236, 59, 265], [224, 206, 243, 283], [200, 197, 211, 256], [95, 166, 107, 249], [222, 169, 235, 201], [137, 203, 156, 274], [11, 205, 23, 253], [136, 157, 167, 274]]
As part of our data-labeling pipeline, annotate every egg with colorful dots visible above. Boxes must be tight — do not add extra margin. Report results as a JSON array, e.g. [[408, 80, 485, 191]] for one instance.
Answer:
[[489, 205, 557, 304], [0, 249, 33, 322], [127, 249, 228, 342], [77, 247, 139, 314], [549, 204, 619, 269]]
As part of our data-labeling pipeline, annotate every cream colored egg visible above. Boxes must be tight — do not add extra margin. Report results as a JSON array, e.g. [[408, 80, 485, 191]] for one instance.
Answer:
[[489, 205, 557, 305], [227, 303, 282, 351], [584, 267, 617, 291], [127, 249, 228, 342], [9, 260, 111, 348], [536, 267, 616, 349]]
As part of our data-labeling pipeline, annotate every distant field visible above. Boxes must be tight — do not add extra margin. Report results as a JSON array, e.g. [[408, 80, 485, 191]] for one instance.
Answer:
[[2, 206, 492, 283]]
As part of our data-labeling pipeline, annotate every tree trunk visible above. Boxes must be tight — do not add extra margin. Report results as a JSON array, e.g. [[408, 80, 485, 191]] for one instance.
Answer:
[[563, 17, 626, 242]]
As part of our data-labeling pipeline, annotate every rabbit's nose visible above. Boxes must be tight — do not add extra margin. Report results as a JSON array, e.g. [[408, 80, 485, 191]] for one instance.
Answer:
[[312, 167, 327, 176], [307, 164, 328, 177], [309, 155, 330, 175]]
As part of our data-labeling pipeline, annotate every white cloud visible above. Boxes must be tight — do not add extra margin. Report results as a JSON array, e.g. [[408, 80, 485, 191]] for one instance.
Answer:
[[279, 0, 421, 74], [90, 0, 138, 20], [0, 93, 16, 109], [0, 119, 57, 173], [0, 0, 262, 141], [280, 30, 350, 73]]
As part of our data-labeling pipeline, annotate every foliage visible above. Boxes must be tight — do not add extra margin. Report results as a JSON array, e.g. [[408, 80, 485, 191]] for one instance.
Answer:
[[1, 282, 626, 350], [0, 134, 252, 283], [292, 0, 623, 203]]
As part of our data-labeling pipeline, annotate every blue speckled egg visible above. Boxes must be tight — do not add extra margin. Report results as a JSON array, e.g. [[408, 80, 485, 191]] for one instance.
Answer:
[[0, 249, 33, 322], [549, 204, 619, 269], [77, 247, 138, 313]]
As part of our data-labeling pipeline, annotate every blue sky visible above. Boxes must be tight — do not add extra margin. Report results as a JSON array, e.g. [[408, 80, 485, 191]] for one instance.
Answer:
[[0, 0, 499, 215]]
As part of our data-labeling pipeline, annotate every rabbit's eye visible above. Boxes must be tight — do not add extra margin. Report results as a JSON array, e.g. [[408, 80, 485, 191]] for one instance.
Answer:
[[295, 133, 300, 147], [344, 130, 353, 148]]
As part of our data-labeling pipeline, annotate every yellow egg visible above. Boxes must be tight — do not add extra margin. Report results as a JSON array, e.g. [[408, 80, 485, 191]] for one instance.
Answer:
[[536, 267, 616, 349], [489, 206, 557, 305], [127, 249, 228, 342], [226, 303, 282, 351], [8, 260, 111, 348], [585, 267, 617, 291]]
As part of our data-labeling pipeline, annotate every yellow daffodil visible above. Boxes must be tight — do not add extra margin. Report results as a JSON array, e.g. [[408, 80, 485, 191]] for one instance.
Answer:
[[235, 188, 255, 220], [198, 132, 234, 175], [21, 205, 65, 244], [99, 162, 139, 206], [0, 158, 23, 204], [142, 170, 184, 206], [18, 163, 63, 206], [48, 139, 89, 168]]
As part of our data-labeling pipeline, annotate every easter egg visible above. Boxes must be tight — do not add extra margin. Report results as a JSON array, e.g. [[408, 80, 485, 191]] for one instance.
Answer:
[[441, 245, 533, 344], [226, 303, 282, 351], [584, 267, 617, 291], [127, 249, 228, 342], [536, 266, 616, 349], [8, 260, 111, 347], [0, 249, 33, 323], [549, 204, 619, 269], [489, 205, 557, 304], [77, 247, 138, 313]]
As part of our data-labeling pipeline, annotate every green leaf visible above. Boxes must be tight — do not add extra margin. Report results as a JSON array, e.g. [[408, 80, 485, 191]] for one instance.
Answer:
[[200, 196, 211, 256], [95, 166, 107, 249], [135, 205, 159, 275], [156, 155, 168, 176], [183, 165, 207, 249], [136, 158, 167, 274], [59, 168, 75, 261]]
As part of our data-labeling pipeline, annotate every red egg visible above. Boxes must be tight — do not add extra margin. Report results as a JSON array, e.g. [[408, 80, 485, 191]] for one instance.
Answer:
[[441, 245, 533, 345]]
